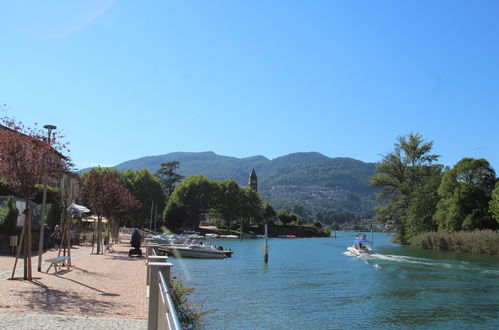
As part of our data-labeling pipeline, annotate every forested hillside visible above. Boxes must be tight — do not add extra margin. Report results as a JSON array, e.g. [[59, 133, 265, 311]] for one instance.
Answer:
[[84, 151, 378, 216]]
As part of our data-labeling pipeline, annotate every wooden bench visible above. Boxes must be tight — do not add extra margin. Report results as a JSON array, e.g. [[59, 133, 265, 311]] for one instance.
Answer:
[[45, 256, 71, 273]]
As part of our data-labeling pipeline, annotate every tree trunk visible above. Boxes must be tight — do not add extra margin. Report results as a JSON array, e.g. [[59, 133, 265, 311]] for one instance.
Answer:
[[11, 222, 26, 279], [96, 215, 102, 254], [24, 199, 32, 280], [37, 184, 48, 272]]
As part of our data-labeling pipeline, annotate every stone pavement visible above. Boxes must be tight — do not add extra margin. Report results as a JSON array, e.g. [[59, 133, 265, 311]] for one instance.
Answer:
[[0, 243, 148, 329], [0, 313, 146, 329]]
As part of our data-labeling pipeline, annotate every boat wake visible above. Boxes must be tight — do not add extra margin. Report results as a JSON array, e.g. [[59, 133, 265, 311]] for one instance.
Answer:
[[358, 254, 499, 275]]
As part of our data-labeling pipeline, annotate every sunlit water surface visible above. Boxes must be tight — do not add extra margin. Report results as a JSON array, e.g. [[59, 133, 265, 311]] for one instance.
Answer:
[[169, 233, 499, 329]]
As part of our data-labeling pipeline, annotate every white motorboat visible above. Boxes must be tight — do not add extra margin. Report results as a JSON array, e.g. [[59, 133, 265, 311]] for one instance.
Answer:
[[150, 234, 181, 245], [347, 233, 374, 256], [168, 243, 233, 259]]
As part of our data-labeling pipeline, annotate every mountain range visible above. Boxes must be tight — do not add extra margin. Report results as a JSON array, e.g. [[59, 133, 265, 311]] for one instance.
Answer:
[[92, 151, 379, 216]]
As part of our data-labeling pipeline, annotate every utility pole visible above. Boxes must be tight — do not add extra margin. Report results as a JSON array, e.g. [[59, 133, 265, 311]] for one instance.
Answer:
[[264, 223, 269, 263]]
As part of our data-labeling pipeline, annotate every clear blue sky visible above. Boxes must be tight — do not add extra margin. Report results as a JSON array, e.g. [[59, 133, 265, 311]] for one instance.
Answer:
[[1, 1, 498, 171]]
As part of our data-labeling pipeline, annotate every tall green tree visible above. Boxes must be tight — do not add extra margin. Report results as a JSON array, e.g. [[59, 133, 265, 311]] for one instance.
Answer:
[[120, 169, 165, 229], [370, 133, 440, 242], [0, 196, 19, 234], [434, 158, 497, 231], [240, 187, 263, 226], [164, 175, 216, 229], [490, 182, 499, 224], [405, 165, 442, 237], [156, 161, 184, 198], [277, 210, 298, 225], [164, 175, 264, 231], [211, 179, 242, 229], [262, 203, 277, 224]]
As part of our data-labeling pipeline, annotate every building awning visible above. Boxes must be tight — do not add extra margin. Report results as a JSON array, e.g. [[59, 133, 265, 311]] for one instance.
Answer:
[[82, 215, 108, 223]]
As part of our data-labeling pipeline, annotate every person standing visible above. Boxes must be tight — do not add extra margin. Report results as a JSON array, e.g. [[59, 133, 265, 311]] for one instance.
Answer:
[[51, 225, 61, 250], [43, 224, 52, 250]]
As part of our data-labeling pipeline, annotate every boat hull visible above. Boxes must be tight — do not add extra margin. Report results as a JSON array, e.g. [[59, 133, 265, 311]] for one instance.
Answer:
[[347, 246, 374, 256], [168, 246, 228, 259]]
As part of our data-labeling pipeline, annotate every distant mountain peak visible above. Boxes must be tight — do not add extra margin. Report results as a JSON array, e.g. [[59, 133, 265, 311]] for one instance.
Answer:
[[78, 151, 377, 215]]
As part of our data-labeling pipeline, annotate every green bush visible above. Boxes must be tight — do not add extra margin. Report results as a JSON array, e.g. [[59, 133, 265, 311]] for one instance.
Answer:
[[46, 202, 62, 228], [0, 196, 19, 235], [103, 226, 111, 245], [169, 276, 205, 329], [409, 230, 499, 255]]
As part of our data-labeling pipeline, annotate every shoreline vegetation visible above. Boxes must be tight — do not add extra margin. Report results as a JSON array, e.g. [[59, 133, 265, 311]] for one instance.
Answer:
[[169, 276, 205, 329], [197, 224, 331, 238], [409, 230, 499, 256], [370, 133, 499, 256]]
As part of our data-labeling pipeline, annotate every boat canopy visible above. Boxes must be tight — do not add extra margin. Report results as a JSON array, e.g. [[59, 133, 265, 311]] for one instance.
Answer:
[[354, 233, 371, 244], [354, 238, 371, 244]]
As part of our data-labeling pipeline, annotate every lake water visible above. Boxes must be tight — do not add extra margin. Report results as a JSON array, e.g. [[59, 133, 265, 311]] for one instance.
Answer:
[[169, 233, 499, 329]]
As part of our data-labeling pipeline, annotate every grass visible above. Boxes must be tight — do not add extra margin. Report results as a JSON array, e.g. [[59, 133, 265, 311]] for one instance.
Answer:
[[409, 230, 499, 255]]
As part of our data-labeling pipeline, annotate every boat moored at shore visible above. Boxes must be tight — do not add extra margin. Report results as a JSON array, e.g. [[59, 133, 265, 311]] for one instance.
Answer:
[[164, 243, 233, 259]]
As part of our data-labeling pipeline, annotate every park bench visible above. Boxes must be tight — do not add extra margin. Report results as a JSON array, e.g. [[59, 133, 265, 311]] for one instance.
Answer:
[[45, 256, 71, 273], [105, 243, 115, 253]]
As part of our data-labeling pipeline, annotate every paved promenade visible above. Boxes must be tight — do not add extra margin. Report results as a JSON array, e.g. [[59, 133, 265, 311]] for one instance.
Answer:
[[0, 243, 147, 329]]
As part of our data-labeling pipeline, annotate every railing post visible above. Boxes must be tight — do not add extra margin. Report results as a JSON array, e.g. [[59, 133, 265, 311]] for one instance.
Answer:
[[148, 262, 172, 330], [146, 243, 159, 286], [147, 256, 168, 286], [146, 243, 159, 260]]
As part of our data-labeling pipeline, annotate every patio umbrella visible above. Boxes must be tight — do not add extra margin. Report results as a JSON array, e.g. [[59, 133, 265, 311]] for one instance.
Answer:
[[68, 203, 90, 214]]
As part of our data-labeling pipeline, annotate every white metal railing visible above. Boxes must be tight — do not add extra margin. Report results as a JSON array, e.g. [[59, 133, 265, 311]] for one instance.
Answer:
[[158, 270, 181, 330], [147, 242, 181, 330]]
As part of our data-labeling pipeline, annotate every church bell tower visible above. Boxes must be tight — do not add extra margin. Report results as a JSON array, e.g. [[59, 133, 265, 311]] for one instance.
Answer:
[[248, 169, 258, 191]]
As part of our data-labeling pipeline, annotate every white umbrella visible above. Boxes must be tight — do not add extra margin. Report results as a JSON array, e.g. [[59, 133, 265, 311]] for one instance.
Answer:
[[68, 203, 90, 214]]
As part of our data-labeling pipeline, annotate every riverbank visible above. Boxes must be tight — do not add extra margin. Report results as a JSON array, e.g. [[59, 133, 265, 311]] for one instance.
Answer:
[[0, 244, 147, 329], [409, 229, 499, 255], [198, 223, 330, 238]]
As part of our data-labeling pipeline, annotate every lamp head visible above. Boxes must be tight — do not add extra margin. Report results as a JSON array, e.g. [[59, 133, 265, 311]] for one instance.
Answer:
[[43, 124, 57, 131]]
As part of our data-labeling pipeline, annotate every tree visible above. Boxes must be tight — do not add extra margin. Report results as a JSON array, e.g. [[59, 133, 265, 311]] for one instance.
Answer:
[[405, 166, 442, 237], [0, 116, 70, 280], [164, 175, 264, 231], [434, 158, 497, 231], [81, 169, 140, 253], [211, 179, 242, 229], [490, 182, 499, 224], [370, 133, 440, 243], [0, 196, 19, 234], [120, 169, 165, 229], [239, 186, 263, 227], [156, 161, 184, 198], [277, 210, 298, 225], [262, 203, 277, 224], [164, 175, 216, 229]]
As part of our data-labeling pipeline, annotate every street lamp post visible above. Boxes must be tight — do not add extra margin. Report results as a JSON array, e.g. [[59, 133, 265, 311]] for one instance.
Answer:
[[37, 125, 57, 272]]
